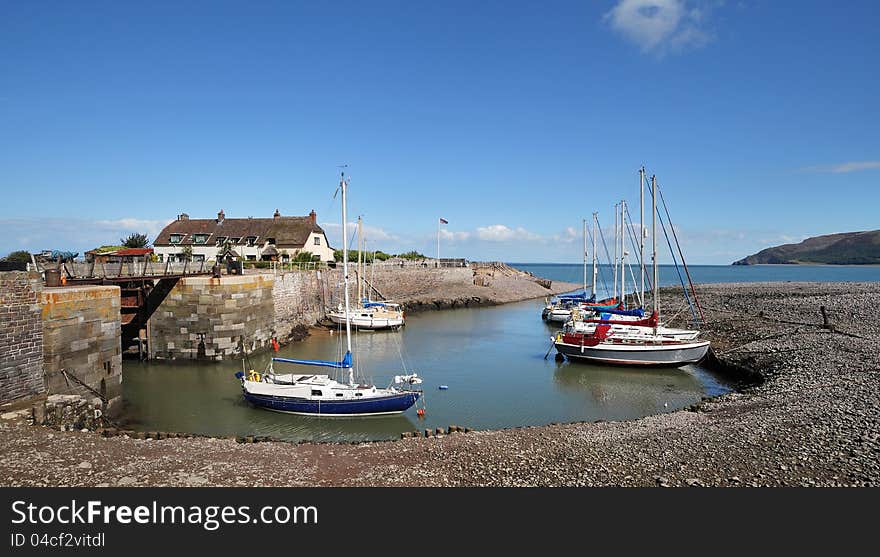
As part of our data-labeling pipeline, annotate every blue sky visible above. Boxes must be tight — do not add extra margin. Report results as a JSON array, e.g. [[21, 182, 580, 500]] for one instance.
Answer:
[[1, 0, 877, 263]]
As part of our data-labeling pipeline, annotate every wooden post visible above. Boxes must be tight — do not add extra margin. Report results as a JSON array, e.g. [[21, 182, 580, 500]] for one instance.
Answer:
[[820, 306, 834, 331]]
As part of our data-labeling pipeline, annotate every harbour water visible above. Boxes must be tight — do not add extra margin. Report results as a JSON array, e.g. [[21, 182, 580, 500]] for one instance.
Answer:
[[121, 296, 731, 443], [120, 263, 877, 442]]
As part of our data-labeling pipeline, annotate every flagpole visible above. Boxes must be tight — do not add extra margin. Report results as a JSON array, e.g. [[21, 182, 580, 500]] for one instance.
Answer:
[[437, 218, 440, 268]]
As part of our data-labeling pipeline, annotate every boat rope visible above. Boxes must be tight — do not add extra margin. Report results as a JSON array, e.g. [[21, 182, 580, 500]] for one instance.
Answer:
[[623, 202, 653, 294], [656, 182, 705, 323], [585, 224, 610, 298], [594, 219, 616, 299], [653, 189, 699, 325]]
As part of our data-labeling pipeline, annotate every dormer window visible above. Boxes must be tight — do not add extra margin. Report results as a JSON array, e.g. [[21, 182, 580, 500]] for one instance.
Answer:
[[266, 237, 276, 246], [229, 237, 241, 245], [169, 234, 183, 244], [246, 236, 257, 247], [193, 234, 209, 245], [215, 236, 228, 246]]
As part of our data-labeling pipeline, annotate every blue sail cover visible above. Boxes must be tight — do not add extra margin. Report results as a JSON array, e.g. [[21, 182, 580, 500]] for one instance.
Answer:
[[557, 293, 596, 302], [273, 351, 353, 369], [363, 302, 388, 308], [599, 307, 645, 317]]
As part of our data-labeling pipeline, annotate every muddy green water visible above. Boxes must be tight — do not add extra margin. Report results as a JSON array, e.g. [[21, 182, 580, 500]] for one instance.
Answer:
[[121, 297, 732, 442]]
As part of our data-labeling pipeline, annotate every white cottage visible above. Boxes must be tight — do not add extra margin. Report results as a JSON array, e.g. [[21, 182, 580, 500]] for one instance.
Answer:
[[153, 209, 334, 263]]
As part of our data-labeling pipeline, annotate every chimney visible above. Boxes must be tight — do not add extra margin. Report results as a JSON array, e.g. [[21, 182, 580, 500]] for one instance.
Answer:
[[217, 209, 225, 223], [178, 213, 189, 221], [274, 209, 281, 220], [309, 209, 317, 225]]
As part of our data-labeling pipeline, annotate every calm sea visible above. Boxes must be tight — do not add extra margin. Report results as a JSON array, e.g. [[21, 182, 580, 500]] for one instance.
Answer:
[[512, 263, 880, 298]]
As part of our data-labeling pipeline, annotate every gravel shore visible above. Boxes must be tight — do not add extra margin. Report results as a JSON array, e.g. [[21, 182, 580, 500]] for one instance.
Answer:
[[1, 281, 877, 487]]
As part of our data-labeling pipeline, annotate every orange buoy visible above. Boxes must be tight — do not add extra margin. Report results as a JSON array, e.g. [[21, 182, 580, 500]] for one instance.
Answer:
[[417, 408, 425, 417], [271, 338, 280, 351]]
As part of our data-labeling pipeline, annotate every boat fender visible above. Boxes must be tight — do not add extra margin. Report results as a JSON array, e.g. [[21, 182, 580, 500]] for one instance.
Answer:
[[439, 385, 449, 390]]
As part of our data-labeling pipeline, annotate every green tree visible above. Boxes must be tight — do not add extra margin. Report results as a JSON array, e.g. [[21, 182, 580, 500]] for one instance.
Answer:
[[181, 245, 193, 261], [121, 233, 150, 248], [2, 250, 32, 263], [396, 250, 426, 260], [293, 250, 319, 263]]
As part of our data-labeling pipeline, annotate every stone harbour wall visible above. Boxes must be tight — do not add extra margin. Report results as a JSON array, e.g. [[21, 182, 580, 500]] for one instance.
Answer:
[[0, 271, 45, 407], [272, 270, 327, 343], [150, 275, 275, 360], [40, 285, 122, 411]]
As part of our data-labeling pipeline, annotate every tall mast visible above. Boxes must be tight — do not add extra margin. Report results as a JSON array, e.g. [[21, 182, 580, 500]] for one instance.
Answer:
[[340, 173, 354, 385], [582, 219, 587, 296], [613, 204, 618, 301], [357, 216, 363, 304], [591, 212, 598, 299], [652, 174, 658, 329], [620, 200, 626, 309], [639, 167, 645, 309]]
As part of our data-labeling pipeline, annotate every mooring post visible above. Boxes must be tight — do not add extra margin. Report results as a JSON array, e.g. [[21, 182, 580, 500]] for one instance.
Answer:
[[820, 305, 834, 331]]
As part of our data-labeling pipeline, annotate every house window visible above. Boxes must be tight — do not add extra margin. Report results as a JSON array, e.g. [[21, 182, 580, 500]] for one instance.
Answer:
[[246, 255, 256, 261], [229, 237, 241, 245], [192, 254, 205, 262], [266, 237, 276, 245], [311, 390, 323, 397], [193, 234, 209, 245], [246, 236, 257, 247], [169, 234, 183, 244], [314, 236, 321, 246], [215, 236, 227, 246]]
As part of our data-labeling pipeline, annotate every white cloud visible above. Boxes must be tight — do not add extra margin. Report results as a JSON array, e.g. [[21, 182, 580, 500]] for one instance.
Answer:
[[605, 0, 711, 54], [475, 224, 542, 242], [0, 217, 172, 256], [320, 222, 400, 246], [95, 218, 171, 240], [800, 161, 880, 174], [439, 228, 471, 241]]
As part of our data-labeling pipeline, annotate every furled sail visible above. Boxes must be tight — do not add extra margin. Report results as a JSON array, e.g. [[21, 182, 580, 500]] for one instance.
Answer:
[[272, 351, 353, 369]]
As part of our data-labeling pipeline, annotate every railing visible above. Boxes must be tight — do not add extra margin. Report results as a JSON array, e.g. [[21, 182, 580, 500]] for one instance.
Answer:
[[39, 260, 210, 279]]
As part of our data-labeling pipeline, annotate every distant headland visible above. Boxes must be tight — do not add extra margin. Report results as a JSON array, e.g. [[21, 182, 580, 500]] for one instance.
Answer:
[[733, 230, 880, 265]]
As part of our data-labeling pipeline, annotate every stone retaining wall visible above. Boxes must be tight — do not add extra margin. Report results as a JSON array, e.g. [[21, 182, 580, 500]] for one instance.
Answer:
[[149, 275, 275, 360], [0, 271, 45, 406], [40, 285, 122, 411], [272, 270, 327, 343]]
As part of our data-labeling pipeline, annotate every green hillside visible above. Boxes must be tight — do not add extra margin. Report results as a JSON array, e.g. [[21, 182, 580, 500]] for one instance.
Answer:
[[733, 230, 880, 265]]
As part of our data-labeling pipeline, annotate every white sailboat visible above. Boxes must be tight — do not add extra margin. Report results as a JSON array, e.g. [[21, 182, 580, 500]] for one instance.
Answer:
[[542, 217, 615, 322], [236, 172, 422, 416], [328, 216, 405, 330]]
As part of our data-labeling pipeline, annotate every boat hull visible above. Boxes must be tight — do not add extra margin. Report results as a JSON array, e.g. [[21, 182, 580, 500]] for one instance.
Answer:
[[328, 313, 404, 330], [242, 389, 420, 416], [554, 339, 710, 367]]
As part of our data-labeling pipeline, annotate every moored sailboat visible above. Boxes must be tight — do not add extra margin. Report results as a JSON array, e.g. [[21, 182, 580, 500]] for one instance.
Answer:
[[327, 216, 405, 330], [236, 172, 422, 416], [553, 169, 710, 367]]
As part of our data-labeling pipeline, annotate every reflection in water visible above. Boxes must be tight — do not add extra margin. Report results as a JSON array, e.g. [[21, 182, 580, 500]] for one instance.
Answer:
[[552, 362, 703, 421], [122, 298, 732, 442]]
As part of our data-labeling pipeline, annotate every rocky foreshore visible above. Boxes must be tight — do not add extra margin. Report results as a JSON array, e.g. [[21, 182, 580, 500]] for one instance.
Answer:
[[372, 263, 580, 312], [1, 281, 877, 487]]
